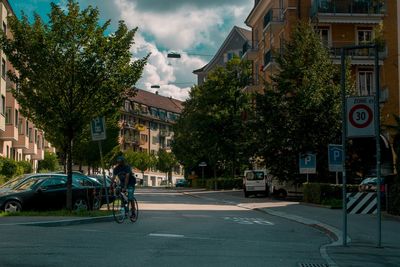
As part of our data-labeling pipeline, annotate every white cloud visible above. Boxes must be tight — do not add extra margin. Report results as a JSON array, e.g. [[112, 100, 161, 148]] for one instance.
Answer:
[[112, 0, 253, 100]]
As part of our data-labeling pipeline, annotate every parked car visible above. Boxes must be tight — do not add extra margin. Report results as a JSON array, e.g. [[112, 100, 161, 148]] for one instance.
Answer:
[[89, 174, 115, 204], [0, 174, 100, 212], [175, 179, 188, 187]]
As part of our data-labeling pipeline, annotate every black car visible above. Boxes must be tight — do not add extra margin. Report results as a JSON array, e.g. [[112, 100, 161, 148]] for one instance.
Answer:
[[0, 174, 99, 212], [89, 174, 116, 204]]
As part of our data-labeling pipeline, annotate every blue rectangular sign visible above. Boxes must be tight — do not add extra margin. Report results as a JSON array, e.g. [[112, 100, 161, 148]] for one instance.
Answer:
[[299, 153, 316, 174], [328, 144, 343, 172]]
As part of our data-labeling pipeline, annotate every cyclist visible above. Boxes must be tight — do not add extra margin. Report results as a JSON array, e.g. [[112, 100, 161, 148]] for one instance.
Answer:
[[112, 155, 136, 219]]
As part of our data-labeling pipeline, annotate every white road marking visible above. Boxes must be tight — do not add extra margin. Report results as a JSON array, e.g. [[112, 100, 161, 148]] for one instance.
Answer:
[[223, 217, 274, 226], [149, 233, 185, 238]]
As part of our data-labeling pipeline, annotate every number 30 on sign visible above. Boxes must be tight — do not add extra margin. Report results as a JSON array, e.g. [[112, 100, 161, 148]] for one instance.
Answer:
[[346, 96, 375, 138]]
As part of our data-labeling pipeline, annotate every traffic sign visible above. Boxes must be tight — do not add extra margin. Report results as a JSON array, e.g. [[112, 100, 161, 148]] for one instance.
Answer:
[[299, 153, 316, 174], [91, 117, 106, 141], [328, 144, 343, 172], [346, 96, 375, 137], [198, 162, 207, 167]]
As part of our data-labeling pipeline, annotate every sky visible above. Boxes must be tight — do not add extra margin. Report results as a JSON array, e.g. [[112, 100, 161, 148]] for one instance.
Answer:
[[8, 0, 253, 101]]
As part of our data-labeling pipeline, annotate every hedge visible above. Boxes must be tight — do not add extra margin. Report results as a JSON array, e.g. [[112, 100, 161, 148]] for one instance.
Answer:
[[191, 178, 243, 190], [303, 183, 359, 205], [0, 157, 33, 185]]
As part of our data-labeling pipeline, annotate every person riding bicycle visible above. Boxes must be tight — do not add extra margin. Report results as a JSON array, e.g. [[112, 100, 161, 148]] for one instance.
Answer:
[[112, 155, 136, 219]]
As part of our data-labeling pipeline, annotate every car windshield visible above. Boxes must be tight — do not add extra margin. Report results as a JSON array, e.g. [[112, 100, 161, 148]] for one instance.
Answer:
[[14, 177, 44, 191], [246, 171, 264, 180], [0, 174, 31, 189]]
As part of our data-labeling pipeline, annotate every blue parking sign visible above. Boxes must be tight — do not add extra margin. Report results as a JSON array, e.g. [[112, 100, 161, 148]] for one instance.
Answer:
[[328, 144, 343, 172], [91, 117, 106, 141], [299, 153, 316, 174]]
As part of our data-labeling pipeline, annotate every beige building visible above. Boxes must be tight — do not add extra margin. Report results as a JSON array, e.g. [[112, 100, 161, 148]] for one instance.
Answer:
[[119, 88, 184, 186], [243, 0, 398, 173], [0, 0, 55, 171]]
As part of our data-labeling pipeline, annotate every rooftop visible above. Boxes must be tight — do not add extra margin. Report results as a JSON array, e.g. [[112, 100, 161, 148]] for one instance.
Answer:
[[131, 88, 183, 114]]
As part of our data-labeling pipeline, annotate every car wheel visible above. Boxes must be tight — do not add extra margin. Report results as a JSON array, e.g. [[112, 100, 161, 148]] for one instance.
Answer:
[[4, 200, 22, 212], [92, 196, 101, 210], [73, 198, 88, 211]]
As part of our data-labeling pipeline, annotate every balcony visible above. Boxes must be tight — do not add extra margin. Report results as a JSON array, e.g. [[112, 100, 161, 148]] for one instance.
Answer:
[[24, 141, 37, 155], [263, 8, 285, 33], [159, 129, 170, 137], [327, 41, 386, 65], [32, 148, 44, 160], [1, 124, 18, 141], [311, 0, 385, 24], [242, 41, 258, 61]]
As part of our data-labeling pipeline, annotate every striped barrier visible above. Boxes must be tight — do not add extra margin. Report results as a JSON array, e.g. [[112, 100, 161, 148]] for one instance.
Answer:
[[346, 192, 377, 214]]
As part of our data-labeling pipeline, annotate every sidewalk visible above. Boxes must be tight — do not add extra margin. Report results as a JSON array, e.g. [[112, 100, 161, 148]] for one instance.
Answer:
[[0, 215, 113, 227]]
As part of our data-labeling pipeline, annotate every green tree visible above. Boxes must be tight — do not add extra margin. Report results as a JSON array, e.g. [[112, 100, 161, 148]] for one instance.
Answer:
[[156, 149, 178, 183], [172, 57, 252, 178], [38, 151, 60, 172], [73, 114, 120, 172], [124, 149, 156, 183], [253, 22, 354, 182], [0, 1, 147, 209]]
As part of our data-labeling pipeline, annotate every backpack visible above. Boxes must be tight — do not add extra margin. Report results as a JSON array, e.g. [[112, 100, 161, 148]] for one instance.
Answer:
[[130, 171, 137, 186]]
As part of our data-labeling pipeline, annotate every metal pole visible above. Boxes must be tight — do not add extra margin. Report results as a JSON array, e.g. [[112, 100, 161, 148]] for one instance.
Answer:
[[306, 173, 309, 183], [340, 48, 348, 246], [336, 172, 339, 185], [374, 44, 382, 248], [98, 141, 110, 210]]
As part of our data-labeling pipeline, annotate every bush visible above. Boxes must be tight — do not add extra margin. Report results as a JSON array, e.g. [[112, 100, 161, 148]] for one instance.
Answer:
[[38, 152, 60, 172], [16, 161, 33, 174], [205, 178, 243, 190], [0, 157, 18, 178], [191, 179, 207, 188], [303, 183, 358, 205]]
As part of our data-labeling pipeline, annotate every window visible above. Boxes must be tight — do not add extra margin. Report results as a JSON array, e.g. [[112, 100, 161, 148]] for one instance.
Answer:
[[358, 70, 374, 96], [28, 128, 33, 143], [357, 28, 373, 44], [14, 109, 18, 127], [34, 129, 38, 144], [316, 26, 330, 47], [5, 107, 11, 124], [18, 118, 23, 134], [140, 134, 148, 142], [1, 95, 5, 115], [25, 121, 29, 135], [152, 136, 158, 144], [1, 58, 5, 79]]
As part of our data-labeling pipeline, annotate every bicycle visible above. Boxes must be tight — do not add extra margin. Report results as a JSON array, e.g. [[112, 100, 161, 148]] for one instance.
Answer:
[[111, 184, 139, 223]]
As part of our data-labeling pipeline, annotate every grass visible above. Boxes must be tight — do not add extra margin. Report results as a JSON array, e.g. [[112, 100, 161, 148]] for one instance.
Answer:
[[321, 198, 343, 209], [0, 209, 113, 217]]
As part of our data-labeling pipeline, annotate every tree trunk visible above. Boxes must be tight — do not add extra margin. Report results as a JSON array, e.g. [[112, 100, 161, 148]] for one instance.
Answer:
[[66, 134, 73, 210]]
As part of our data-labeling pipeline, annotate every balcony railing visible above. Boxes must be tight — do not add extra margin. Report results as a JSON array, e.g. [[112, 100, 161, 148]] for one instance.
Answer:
[[327, 41, 387, 59], [312, 0, 386, 16], [263, 8, 285, 30]]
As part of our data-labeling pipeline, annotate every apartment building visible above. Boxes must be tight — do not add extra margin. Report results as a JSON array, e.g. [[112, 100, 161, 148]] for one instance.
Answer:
[[243, 0, 398, 173], [0, 0, 55, 171], [119, 88, 184, 186], [193, 26, 252, 85]]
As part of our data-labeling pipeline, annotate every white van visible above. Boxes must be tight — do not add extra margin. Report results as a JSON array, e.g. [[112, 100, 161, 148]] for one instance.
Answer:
[[243, 170, 270, 198]]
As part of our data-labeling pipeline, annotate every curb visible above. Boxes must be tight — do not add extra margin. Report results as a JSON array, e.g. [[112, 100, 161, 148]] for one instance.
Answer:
[[2, 216, 114, 227]]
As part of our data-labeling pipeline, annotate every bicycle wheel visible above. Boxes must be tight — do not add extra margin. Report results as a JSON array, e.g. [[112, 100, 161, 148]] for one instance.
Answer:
[[129, 197, 139, 222], [112, 195, 126, 223]]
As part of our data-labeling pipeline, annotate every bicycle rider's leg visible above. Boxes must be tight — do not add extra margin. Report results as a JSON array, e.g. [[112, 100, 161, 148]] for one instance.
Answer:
[[127, 186, 136, 213]]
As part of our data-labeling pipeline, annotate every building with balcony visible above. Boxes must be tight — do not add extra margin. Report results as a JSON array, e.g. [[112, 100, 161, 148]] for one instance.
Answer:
[[119, 88, 184, 186], [243, 0, 398, 172], [193, 26, 252, 85], [0, 0, 54, 171]]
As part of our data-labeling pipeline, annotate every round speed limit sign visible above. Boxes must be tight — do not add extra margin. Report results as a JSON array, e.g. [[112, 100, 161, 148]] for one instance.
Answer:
[[349, 104, 373, 128], [346, 97, 375, 137]]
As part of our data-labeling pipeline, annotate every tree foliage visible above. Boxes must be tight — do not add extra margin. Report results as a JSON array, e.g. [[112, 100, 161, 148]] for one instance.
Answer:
[[156, 149, 178, 182], [0, 0, 147, 209], [124, 149, 156, 177], [172, 57, 252, 177], [252, 22, 354, 182], [38, 151, 60, 172]]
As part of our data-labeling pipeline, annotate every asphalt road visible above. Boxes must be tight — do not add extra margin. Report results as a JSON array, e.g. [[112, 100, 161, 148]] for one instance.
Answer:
[[0, 188, 331, 267]]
